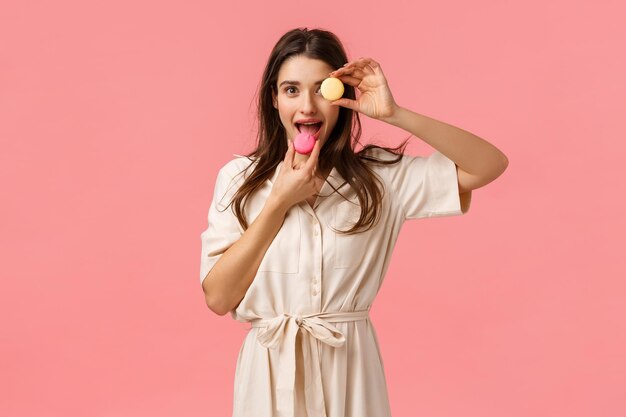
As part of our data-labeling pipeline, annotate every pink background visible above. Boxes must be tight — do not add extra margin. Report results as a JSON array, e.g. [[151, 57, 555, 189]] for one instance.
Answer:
[[2, 1, 624, 416]]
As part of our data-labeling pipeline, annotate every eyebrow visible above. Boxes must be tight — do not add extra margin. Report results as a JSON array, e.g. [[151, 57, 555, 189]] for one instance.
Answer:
[[279, 79, 326, 87]]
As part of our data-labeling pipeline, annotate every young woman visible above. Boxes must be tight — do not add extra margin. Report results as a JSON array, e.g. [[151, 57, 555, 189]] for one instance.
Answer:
[[200, 28, 507, 417]]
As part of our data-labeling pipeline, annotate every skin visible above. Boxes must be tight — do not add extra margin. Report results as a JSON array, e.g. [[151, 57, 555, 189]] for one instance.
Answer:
[[328, 56, 508, 201], [204, 56, 508, 314], [203, 56, 336, 312], [271, 55, 341, 208]]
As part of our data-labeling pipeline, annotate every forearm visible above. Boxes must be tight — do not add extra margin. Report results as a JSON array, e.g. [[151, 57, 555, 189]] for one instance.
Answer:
[[202, 197, 289, 315], [382, 105, 508, 178]]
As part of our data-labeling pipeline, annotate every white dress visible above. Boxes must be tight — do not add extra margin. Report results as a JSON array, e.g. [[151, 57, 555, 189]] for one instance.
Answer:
[[200, 147, 471, 417]]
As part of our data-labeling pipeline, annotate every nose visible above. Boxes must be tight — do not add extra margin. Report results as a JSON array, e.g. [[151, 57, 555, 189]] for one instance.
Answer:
[[299, 90, 319, 114]]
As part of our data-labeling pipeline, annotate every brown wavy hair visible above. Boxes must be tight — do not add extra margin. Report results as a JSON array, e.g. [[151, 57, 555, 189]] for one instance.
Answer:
[[227, 27, 411, 235]]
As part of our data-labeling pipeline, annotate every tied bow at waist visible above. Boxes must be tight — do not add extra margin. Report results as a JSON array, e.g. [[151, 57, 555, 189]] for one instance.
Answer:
[[250, 310, 370, 417]]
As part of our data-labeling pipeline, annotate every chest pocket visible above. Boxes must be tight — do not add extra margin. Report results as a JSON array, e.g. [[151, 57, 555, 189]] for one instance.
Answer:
[[333, 198, 369, 269], [257, 207, 300, 273]]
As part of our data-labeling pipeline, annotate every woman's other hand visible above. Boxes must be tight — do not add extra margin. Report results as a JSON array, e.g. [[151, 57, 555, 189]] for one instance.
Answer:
[[328, 57, 400, 121]]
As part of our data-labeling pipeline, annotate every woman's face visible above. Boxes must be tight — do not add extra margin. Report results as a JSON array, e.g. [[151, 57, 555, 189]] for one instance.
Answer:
[[272, 55, 340, 151]]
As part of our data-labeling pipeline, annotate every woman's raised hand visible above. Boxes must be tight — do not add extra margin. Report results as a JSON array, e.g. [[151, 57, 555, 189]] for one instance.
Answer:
[[328, 57, 400, 122], [267, 138, 322, 211]]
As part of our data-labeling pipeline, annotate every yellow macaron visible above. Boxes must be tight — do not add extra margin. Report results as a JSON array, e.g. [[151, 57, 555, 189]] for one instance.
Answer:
[[321, 77, 345, 101]]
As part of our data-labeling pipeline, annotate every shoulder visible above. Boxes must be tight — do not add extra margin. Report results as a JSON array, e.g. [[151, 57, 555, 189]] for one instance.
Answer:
[[211, 154, 258, 208], [217, 154, 258, 184], [358, 146, 411, 177], [359, 146, 411, 163]]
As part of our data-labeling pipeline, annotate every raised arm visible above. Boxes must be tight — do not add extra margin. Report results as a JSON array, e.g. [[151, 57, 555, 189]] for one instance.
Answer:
[[381, 106, 509, 193]]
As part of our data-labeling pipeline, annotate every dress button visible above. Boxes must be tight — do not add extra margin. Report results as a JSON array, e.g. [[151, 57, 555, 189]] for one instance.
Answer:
[[314, 229, 319, 236], [312, 289, 319, 296]]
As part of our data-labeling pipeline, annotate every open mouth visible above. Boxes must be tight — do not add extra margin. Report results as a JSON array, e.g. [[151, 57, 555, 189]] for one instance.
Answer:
[[295, 122, 323, 136]]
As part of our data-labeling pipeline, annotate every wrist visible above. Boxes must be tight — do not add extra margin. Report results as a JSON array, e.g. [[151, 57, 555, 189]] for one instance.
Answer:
[[381, 104, 404, 126], [264, 196, 290, 216]]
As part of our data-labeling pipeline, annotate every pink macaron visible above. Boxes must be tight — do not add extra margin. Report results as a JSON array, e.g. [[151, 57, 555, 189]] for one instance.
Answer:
[[293, 132, 317, 154], [293, 125, 321, 155]]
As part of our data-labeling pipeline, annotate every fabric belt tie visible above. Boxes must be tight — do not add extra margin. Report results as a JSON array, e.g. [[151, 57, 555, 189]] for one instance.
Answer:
[[250, 310, 370, 417]]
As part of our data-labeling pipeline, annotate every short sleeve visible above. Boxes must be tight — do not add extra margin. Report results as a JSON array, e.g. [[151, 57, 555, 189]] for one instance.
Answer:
[[200, 166, 245, 285], [388, 151, 469, 220]]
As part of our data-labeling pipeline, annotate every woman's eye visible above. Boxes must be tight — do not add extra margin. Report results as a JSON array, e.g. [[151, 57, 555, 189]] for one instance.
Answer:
[[285, 86, 322, 95]]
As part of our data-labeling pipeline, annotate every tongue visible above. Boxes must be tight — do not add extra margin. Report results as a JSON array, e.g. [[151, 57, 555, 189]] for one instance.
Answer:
[[299, 123, 321, 135]]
